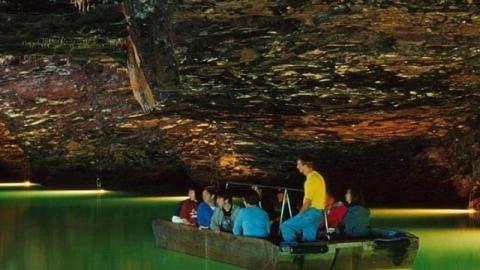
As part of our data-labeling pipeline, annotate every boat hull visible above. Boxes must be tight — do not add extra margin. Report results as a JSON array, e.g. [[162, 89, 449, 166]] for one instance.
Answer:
[[152, 219, 418, 270], [153, 219, 279, 269]]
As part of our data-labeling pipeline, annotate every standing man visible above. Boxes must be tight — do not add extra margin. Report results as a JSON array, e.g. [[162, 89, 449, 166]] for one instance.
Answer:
[[280, 155, 326, 242]]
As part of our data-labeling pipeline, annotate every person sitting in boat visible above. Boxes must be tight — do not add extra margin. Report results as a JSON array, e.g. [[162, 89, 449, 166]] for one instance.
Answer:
[[197, 186, 217, 229], [210, 191, 240, 233], [233, 190, 270, 238], [172, 187, 198, 225], [280, 155, 326, 243], [270, 189, 286, 236], [338, 188, 370, 237], [320, 194, 348, 230], [252, 185, 276, 221]]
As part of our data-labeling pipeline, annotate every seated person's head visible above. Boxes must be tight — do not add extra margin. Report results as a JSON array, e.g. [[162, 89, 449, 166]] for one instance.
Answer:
[[216, 191, 233, 208], [325, 194, 336, 208], [345, 188, 365, 206], [187, 187, 197, 201], [252, 185, 264, 198], [202, 186, 216, 204], [276, 189, 284, 203], [243, 190, 260, 207]]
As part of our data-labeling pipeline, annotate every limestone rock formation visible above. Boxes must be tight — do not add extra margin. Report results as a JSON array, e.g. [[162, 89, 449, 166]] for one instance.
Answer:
[[0, 0, 479, 205]]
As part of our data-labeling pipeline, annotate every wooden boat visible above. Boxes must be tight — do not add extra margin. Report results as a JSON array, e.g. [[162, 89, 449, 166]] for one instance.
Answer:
[[152, 219, 419, 270]]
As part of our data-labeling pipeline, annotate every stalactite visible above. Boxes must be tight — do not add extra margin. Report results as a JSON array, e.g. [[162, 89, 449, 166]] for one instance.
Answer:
[[126, 36, 156, 112]]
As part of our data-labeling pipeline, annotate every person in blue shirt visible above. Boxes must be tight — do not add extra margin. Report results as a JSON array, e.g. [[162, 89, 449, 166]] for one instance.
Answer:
[[233, 191, 270, 238], [197, 186, 216, 229]]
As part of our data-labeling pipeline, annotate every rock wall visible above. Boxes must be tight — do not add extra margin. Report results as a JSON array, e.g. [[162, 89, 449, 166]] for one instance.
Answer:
[[0, 121, 25, 179], [0, 0, 479, 205]]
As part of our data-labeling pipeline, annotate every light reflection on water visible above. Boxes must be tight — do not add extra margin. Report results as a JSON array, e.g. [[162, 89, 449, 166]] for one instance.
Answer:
[[409, 229, 480, 270], [0, 186, 241, 270], [371, 209, 480, 270], [0, 186, 478, 270]]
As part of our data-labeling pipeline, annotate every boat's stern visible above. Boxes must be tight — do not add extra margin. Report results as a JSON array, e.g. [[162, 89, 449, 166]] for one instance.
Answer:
[[276, 229, 419, 270]]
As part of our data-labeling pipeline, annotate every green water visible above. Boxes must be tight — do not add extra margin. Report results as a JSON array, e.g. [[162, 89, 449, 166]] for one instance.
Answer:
[[0, 186, 478, 270]]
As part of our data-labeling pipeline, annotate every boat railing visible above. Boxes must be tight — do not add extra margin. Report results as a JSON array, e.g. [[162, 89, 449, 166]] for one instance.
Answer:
[[225, 182, 303, 193], [225, 181, 303, 227]]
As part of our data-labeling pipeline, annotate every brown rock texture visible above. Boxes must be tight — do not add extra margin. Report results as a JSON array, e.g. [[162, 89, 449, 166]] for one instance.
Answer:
[[0, 121, 25, 179], [0, 0, 479, 205]]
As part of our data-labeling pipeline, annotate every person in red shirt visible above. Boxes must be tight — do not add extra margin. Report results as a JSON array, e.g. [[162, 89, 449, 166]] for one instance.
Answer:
[[179, 188, 198, 226], [320, 194, 348, 230], [327, 201, 348, 229]]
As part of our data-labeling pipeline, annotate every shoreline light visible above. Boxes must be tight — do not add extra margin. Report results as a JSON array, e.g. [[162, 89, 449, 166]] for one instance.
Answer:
[[372, 208, 477, 217], [40, 189, 109, 195], [113, 196, 188, 203], [0, 181, 39, 187]]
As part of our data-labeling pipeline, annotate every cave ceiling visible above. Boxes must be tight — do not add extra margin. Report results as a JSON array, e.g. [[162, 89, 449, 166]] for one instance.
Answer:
[[0, 0, 479, 204]]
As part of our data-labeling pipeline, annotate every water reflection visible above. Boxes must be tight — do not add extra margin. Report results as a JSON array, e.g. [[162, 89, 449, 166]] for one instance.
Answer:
[[0, 188, 478, 270], [400, 229, 480, 270], [469, 211, 480, 224], [0, 201, 26, 261], [371, 209, 480, 270], [0, 188, 239, 270]]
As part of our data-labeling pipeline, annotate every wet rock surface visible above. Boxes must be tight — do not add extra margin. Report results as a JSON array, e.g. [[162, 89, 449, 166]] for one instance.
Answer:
[[0, 121, 25, 179], [0, 0, 479, 205]]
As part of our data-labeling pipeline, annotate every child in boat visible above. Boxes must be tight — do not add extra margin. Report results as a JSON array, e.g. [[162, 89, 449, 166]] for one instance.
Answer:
[[233, 190, 270, 238], [321, 194, 348, 230], [210, 191, 240, 232], [338, 188, 370, 237], [172, 187, 198, 225], [327, 196, 348, 228], [197, 186, 216, 229]]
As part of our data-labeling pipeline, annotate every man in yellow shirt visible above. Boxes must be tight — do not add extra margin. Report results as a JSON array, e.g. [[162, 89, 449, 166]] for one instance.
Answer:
[[280, 155, 326, 242]]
